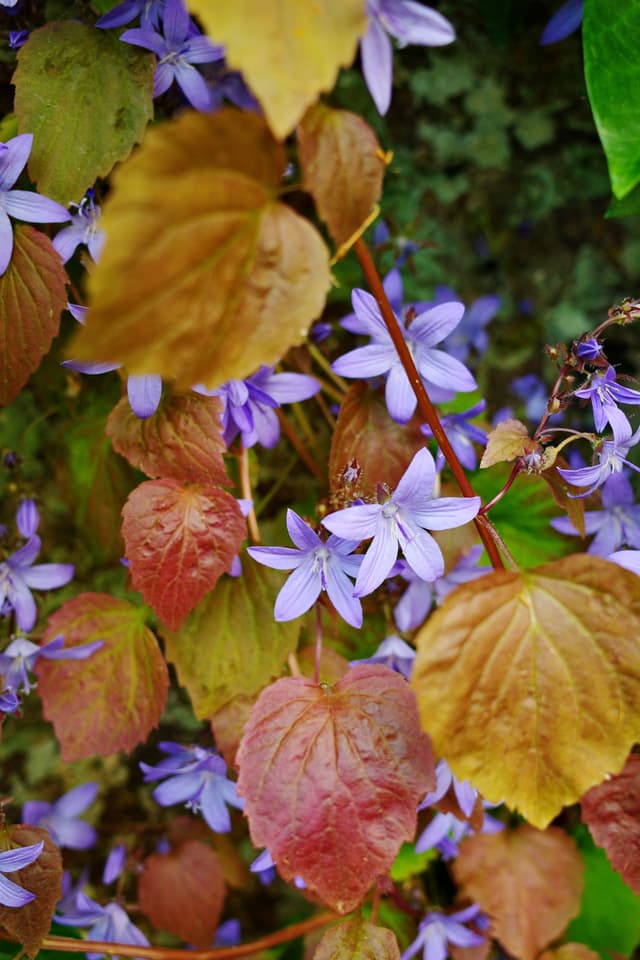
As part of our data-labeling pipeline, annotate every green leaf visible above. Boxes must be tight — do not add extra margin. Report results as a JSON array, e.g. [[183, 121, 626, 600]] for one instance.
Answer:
[[162, 561, 301, 718], [566, 829, 640, 957], [13, 21, 154, 204], [472, 466, 573, 568], [389, 842, 434, 883], [583, 0, 640, 198], [605, 181, 640, 218]]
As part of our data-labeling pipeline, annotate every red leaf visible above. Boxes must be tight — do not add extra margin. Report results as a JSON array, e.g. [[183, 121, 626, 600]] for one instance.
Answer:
[[236, 664, 435, 913], [122, 478, 246, 629], [0, 226, 67, 406], [0, 825, 62, 957], [37, 593, 169, 761], [581, 752, 640, 894], [106, 390, 230, 485], [138, 840, 226, 948]]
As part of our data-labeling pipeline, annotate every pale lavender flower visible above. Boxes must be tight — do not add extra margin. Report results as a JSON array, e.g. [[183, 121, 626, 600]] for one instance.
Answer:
[[22, 783, 98, 850], [0, 133, 70, 275], [540, 0, 583, 45], [0, 533, 74, 633], [56, 896, 150, 960], [558, 428, 640, 497], [195, 366, 320, 449], [333, 290, 477, 422], [0, 841, 43, 908], [361, 0, 455, 115], [103, 844, 126, 885], [140, 742, 244, 833], [53, 190, 105, 264], [429, 285, 501, 364], [250, 849, 306, 889], [0, 1, 21, 8], [421, 401, 488, 471], [16, 500, 38, 539], [393, 546, 489, 632], [609, 550, 640, 576], [96, 0, 165, 29], [248, 510, 363, 627], [121, 0, 224, 112], [0, 635, 103, 696], [551, 472, 640, 555], [350, 635, 415, 678], [401, 904, 486, 960], [322, 448, 480, 597], [574, 366, 640, 440], [576, 337, 603, 362], [416, 802, 503, 860], [420, 759, 477, 819]]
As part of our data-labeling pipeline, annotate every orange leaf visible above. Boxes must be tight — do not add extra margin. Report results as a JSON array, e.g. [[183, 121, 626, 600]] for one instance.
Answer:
[[138, 840, 226, 948], [70, 109, 330, 389], [298, 104, 385, 245], [0, 825, 62, 957], [37, 593, 168, 761], [453, 826, 583, 960], [581, 752, 640, 894], [237, 665, 435, 913], [107, 390, 229, 484], [0, 226, 67, 406], [411, 554, 640, 827], [122, 478, 246, 629]]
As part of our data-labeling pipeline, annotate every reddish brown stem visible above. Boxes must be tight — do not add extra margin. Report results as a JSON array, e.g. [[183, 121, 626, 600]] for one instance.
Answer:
[[353, 238, 504, 570], [1, 913, 337, 960]]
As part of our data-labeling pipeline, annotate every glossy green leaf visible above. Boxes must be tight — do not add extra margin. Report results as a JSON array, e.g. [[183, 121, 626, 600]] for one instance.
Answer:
[[583, 0, 640, 198], [13, 21, 154, 204], [163, 561, 301, 718]]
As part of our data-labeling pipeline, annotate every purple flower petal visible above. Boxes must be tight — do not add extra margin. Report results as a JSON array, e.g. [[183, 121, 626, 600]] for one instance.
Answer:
[[354, 518, 398, 596], [286, 509, 322, 551], [0, 134, 32, 191], [21, 562, 75, 590], [0, 210, 14, 275], [379, 0, 455, 46], [5, 189, 70, 224], [360, 17, 393, 115], [127, 374, 162, 419], [175, 62, 212, 111], [247, 545, 304, 571], [540, 0, 583, 44], [324, 562, 363, 628], [0, 872, 36, 907], [273, 558, 322, 620]]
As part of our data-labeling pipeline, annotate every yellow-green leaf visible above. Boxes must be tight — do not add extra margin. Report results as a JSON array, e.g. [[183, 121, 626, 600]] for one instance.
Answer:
[[13, 21, 154, 204], [411, 554, 640, 828], [298, 104, 386, 245], [313, 916, 400, 960], [69, 109, 331, 389], [162, 561, 301, 718], [188, 1, 367, 140]]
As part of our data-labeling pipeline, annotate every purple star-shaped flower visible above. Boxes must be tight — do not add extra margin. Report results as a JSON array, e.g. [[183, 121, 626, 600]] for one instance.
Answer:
[[56, 895, 150, 960], [0, 529, 74, 633], [96, 0, 164, 29], [140, 742, 244, 833], [248, 509, 363, 627], [0, 635, 103, 697], [350, 635, 416, 678], [574, 365, 640, 440], [0, 841, 43, 908], [421, 401, 488, 471], [551, 472, 640, 555], [322, 448, 481, 597], [540, 0, 583, 45], [53, 190, 105, 264], [558, 427, 640, 497], [420, 759, 478, 819], [195, 366, 320, 449], [22, 783, 98, 850], [121, 0, 224, 112], [361, 0, 455, 115], [401, 904, 486, 960], [333, 290, 477, 423], [0, 133, 70, 275]]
